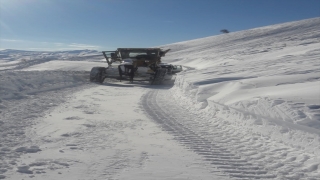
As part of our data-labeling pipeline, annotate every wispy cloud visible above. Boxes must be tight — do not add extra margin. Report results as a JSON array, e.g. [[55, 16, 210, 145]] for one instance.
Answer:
[[27, 48, 60, 51], [54, 43, 64, 46], [0, 38, 23, 42], [69, 43, 100, 49], [0, 39, 101, 51]]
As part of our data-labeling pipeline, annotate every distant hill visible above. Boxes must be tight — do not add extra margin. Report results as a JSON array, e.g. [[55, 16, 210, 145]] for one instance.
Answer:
[[0, 49, 102, 62]]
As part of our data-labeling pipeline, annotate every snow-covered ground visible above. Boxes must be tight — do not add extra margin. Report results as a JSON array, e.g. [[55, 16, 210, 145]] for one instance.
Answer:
[[0, 17, 319, 179], [0, 49, 102, 71]]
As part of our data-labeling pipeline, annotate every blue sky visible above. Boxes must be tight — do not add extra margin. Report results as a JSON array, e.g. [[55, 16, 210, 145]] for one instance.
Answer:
[[0, 0, 319, 51]]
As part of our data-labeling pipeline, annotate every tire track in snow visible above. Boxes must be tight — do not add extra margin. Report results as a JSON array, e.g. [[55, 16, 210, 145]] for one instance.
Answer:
[[141, 90, 275, 179], [142, 89, 320, 179]]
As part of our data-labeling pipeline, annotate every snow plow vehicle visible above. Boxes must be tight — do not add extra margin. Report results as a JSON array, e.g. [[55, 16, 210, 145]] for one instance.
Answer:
[[90, 48, 180, 84]]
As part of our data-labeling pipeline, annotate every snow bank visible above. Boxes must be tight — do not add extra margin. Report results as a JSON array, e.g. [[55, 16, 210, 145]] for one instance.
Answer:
[[0, 71, 89, 100], [0, 49, 107, 101], [161, 17, 320, 152], [0, 49, 104, 70], [22, 60, 108, 71]]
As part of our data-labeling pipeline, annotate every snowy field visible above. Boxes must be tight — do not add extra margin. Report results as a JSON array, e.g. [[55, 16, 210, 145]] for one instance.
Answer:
[[0, 17, 319, 179]]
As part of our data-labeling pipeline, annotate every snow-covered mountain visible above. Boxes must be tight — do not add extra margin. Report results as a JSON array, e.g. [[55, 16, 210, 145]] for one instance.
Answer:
[[0, 49, 101, 60], [0, 17, 319, 180]]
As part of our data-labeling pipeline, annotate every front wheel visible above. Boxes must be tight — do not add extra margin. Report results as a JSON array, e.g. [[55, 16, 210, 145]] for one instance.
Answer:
[[150, 68, 167, 85], [90, 67, 106, 83]]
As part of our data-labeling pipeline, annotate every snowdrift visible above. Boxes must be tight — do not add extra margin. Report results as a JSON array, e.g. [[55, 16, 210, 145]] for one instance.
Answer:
[[162, 17, 320, 153], [0, 49, 107, 101], [0, 49, 103, 71]]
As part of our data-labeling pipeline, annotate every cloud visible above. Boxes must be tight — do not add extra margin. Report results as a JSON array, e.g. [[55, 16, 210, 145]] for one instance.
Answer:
[[0, 39, 101, 51], [54, 43, 64, 46], [0, 38, 23, 42], [69, 43, 100, 49]]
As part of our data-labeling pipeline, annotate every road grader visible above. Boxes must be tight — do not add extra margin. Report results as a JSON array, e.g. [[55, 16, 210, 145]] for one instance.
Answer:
[[90, 48, 181, 84]]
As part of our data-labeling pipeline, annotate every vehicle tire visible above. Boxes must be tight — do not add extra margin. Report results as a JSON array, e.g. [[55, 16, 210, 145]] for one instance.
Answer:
[[99, 67, 106, 84], [90, 67, 106, 83], [118, 66, 123, 82], [151, 68, 167, 85]]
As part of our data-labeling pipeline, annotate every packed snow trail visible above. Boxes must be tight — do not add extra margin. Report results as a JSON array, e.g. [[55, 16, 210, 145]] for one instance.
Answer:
[[142, 89, 320, 179], [3, 83, 226, 180]]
